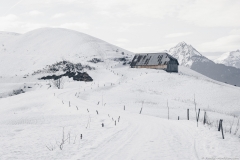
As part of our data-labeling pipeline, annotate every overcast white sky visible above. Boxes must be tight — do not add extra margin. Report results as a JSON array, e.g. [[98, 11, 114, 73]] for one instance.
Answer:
[[0, 0, 240, 59]]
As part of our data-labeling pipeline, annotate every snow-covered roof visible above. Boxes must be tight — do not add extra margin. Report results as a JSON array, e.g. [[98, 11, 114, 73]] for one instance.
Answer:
[[130, 52, 179, 66]]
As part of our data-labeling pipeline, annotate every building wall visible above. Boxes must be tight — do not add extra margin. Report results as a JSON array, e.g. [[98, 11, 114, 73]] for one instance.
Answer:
[[131, 58, 178, 72], [167, 64, 178, 72], [133, 65, 167, 69]]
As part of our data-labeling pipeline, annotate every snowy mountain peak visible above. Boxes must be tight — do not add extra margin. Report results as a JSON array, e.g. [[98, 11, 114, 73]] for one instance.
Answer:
[[168, 43, 240, 86], [176, 41, 188, 47], [230, 49, 240, 55], [173, 42, 202, 56], [215, 50, 240, 69], [168, 42, 207, 67]]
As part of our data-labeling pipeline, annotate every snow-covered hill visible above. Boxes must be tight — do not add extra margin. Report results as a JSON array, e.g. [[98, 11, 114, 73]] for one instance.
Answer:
[[168, 42, 240, 87], [0, 31, 20, 42], [0, 28, 133, 76], [215, 50, 240, 69], [0, 31, 20, 50], [1, 64, 240, 159], [0, 28, 240, 159]]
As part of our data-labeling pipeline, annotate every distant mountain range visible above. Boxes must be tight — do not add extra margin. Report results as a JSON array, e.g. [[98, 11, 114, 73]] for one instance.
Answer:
[[0, 28, 239, 86], [168, 42, 240, 86], [215, 50, 240, 69]]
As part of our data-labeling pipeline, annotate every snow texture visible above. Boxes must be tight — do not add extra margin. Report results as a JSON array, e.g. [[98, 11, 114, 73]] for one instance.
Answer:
[[215, 50, 240, 69], [168, 41, 210, 67], [0, 28, 132, 76], [0, 28, 240, 160], [169, 42, 240, 86]]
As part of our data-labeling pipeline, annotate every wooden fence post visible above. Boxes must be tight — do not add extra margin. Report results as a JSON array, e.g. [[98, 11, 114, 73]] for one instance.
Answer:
[[220, 119, 224, 139], [218, 120, 221, 131], [197, 109, 200, 127], [203, 111, 206, 125], [139, 107, 142, 114], [178, 116, 179, 120], [197, 109, 200, 121], [187, 109, 189, 120], [168, 107, 169, 120]]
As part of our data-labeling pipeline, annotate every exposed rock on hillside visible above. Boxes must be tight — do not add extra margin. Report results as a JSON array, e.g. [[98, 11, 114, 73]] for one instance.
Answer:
[[40, 71, 93, 82]]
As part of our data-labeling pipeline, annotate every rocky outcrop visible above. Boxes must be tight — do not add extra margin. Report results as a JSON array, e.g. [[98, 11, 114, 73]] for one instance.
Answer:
[[40, 71, 93, 82]]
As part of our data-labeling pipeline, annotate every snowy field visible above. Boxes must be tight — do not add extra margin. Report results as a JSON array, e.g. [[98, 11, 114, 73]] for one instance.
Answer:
[[0, 64, 240, 160], [0, 28, 240, 159]]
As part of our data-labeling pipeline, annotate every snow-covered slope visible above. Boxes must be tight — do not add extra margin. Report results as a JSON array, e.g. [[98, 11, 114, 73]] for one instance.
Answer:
[[0, 31, 20, 42], [0, 28, 133, 76], [168, 41, 210, 67], [1, 64, 240, 159], [1, 29, 240, 159], [0, 31, 20, 51], [215, 50, 240, 69], [169, 42, 240, 86]]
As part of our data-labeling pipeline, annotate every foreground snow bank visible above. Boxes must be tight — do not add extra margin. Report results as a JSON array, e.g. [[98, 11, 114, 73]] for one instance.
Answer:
[[0, 64, 240, 159]]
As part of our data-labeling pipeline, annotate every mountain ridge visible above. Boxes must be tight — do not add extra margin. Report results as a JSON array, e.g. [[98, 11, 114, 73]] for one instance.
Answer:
[[168, 42, 240, 86], [215, 50, 240, 69]]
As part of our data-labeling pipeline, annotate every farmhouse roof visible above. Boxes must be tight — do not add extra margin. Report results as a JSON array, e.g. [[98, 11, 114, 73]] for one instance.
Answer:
[[131, 52, 179, 66]]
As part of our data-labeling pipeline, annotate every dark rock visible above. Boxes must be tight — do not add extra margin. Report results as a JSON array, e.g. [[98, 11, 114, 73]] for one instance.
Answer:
[[40, 71, 93, 82]]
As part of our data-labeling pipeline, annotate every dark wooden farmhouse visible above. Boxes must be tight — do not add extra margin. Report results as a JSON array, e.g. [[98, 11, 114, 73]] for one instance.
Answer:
[[130, 52, 179, 72]]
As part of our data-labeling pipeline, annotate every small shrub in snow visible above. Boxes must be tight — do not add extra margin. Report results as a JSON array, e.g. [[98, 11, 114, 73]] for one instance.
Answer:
[[8, 89, 25, 97], [12, 89, 25, 95], [88, 58, 103, 63], [234, 118, 240, 135], [45, 143, 55, 151], [32, 60, 95, 75], [193, 95, 201, 127], [51, 77, 65, 89]]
